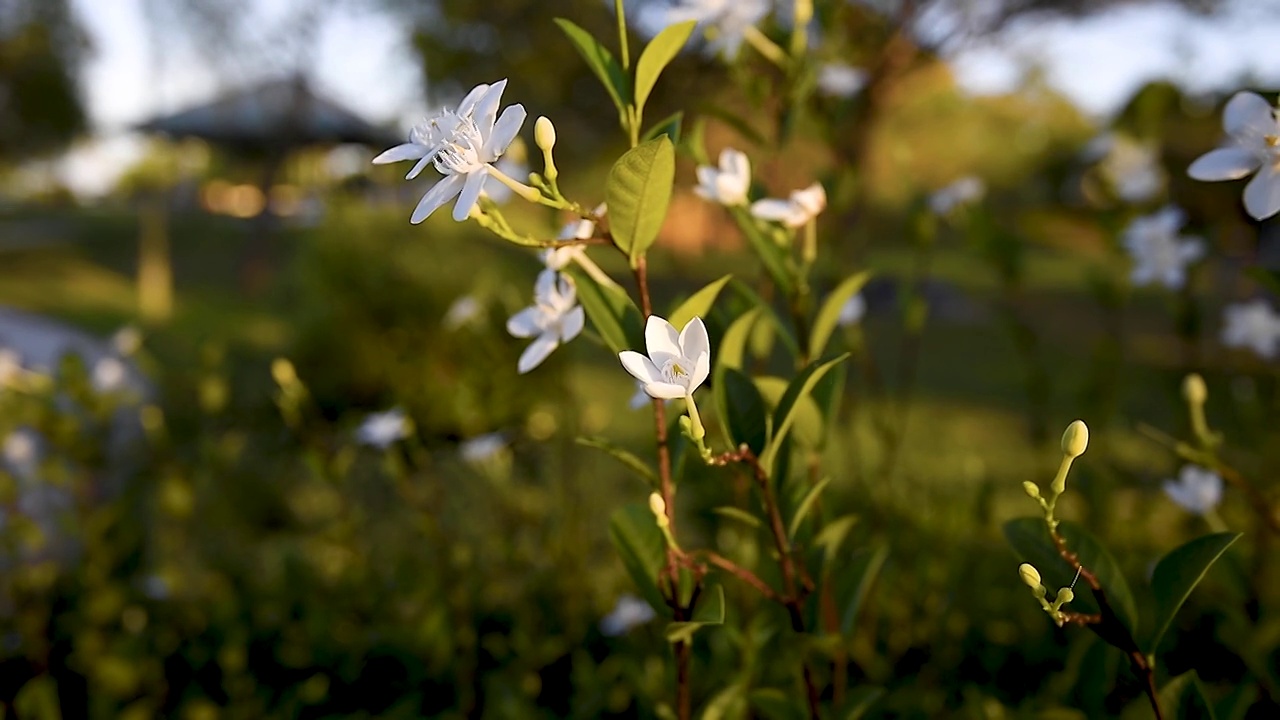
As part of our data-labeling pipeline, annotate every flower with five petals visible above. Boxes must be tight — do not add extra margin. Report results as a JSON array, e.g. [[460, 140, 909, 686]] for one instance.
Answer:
[[694, 148, 751, 206], [620, 316, 711, 400], [1187, 91, 1280, 220], [750, 182, 826, 228], [507, 270, 585, 374]]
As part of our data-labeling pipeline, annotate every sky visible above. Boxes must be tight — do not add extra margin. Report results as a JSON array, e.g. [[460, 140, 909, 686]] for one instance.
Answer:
[[55, 0, 1280, 196]]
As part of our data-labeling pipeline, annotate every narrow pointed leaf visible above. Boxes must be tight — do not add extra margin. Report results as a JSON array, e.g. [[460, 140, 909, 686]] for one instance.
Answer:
[[668, 274, 732, 332], [756, 376, 822, 448], [810, 271, 871, 360], [713, 308, 763, 447], [665, 584, 725, 643], [607, 136, 675, 265], [634, 20, 696, 116], [838, 686, 886, 720], [712, 505, 762, 529], [610, 503, 667, 612], [729, 205, 796, 295], [759, 355, 849, 476], [642, 111, 684, 144], [575, 436, 656, 486], [837, 544, 889, 635], [721, 368, 768, 455], [554, 18, 631, 114], [1146, 532, 1240, 653], [787, 476, 831, 541], [748, 688, 807, 720], [565, 266, 644, 354]]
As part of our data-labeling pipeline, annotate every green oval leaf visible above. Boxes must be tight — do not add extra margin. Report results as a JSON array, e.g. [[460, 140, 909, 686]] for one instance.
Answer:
[[712, 505, 762, 529], [721, 368, 768, 455], [809, 271, 871, 360], [642, 111, 684, 144], [575, 436, 656, 487], [712, 307, 763, 447], [606, 136, 675, 265], [565, 266, 644, 354], [755, 376, 822, 449], [610, 503, 668, 613], [787, 476, 831, 541], [759, 354, 848, 477], [1146, 532, 1241, 653], [634, 20, 696, 117], [668, 274, 732, 332], [553, 18, 631, 114]]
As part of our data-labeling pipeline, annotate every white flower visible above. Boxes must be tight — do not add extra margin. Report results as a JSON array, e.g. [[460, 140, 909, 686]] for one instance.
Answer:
[[817, 63, 868, 99], [1121, 206, 1204, 290], [929, 176, 985, 215], [620, 316, 711, 400], [443, 296, 482, 329], [0, 348, 21, 387], [838, 293, 866, 327], [694, 148, 751, 206], [92, 356, 128, 393], [2, 429, 38, 472], [1095, 133, 1164, 203], [506, 270, 585, 374], [373, 79, 527, 223], [111, 326, 143, 357], [1187, 91, 1280, 220], [750, 182, 827, 228], [1221, 299, 1280, 359], [599, 594, 656, 636], [355, 408, 411, 449], [1162, 465, 1223, 516], [460, 432, 507, 464], [662, 0, 770, 60]]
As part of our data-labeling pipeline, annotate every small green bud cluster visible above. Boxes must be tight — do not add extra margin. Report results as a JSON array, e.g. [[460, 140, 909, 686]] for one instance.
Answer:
[[1024, 420, 1090, 531], [1017, 563, 1076, 627]]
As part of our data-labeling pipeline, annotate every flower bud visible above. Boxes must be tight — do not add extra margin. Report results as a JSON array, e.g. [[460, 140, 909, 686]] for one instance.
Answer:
[[1022, 481, 1041, 500], [1182, 373, 1207, 406], [1018, 563, 1043, 593], [1055, 587, 1074, 604], [648, 492, 668, 528], [1061, 420, 1089, 459], [535, 116, 556, 152], [271, 358, 297, 386]]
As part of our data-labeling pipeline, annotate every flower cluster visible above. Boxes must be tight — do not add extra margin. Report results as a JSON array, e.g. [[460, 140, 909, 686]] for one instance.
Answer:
[[1121, 206, 1204, 290]]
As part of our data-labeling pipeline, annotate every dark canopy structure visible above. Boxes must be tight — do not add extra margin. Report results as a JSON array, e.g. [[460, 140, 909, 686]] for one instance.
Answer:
[[135, 74, 400, 153]]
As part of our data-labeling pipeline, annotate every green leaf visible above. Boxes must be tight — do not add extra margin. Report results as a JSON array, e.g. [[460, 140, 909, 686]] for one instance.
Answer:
[[669, 274, 732, 332], [554, 18, 631, 114], [700, 683, 748, 720], [837, 686, 885, 720], [642, 111, 684, 144], [712, 505, 762, 529], [607, 136, 675, 265], [14, 675, 61, 719], [1004, 518, 1140, 648], [610, 503, 668, 612], [787, 476, 830, 541], [747, 688, 807, 720], [721, 368, 768, 455], [575, 436, 656, 487], [729, 205, 796, 296], [1146, 532, 1240, 653], [836, 545, 889, 635], [634, 20, 696, 117], [728, 279, 800, 359], [759, 355, 849, 477], [809, 271, 871, 360], [813, 514, 859, 576], [1120, 671, 1216, 720], [755, 376, 823, 448], [666, 584, 725, 643], [713, 308, 763, 447], [565, 266, 644, 354]]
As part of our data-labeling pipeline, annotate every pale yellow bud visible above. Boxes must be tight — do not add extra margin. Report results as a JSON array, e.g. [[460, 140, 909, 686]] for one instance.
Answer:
[[1018, 563, 1043, 591], [534, 116, 556, 152], [1022, 481, 1041, 500], [1183, 373, 1207, 406], [1060, 420, 1089, 459], [648, 492, 668, 528], [1055, 587, 1074, 604], [271, 358, 297, 386]]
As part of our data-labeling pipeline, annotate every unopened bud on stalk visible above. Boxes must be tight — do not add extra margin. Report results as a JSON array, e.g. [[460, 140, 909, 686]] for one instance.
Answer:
[[535, 117, 556, 151], [1018, 563, 1045, 596], [1055, 587, 1074, 605], [649, 492, 669, 529], [1183, 373, 1207, 406], [1022, 481, 1041, 500], [1061, 420, 1089, 459], [271, 358, 297, 386]]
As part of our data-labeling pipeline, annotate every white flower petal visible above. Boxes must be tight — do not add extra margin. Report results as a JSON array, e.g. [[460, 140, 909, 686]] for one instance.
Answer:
[[373, 143, 427, 164], [644, 315, 682, 359], [620, 351, 663, 385], [518, 333, 559, 374], [1187, 147, 1261, 181], [456, 83, 491, 116], [1243, 163, 1280, 220], [453, 169, 489, 222], [750, 198, 795, 222], [688, 351, 710, 394], [405, 151, 439, 180], [678, 317, 710, 361], [644, 381, 690, 400], [472, 79, 508, 135], [484, 104, 527, 160], [1223, 91, 1275, 137], [560, 305, 585, 343], [507, 307, 544, 338], [411, 173, 466, 223]]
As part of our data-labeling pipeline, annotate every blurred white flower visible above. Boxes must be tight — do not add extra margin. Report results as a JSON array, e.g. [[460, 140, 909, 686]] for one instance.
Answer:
[[355, 408, 411, 449], [460, 432, 507, 464], [1187, 91, 1280, 220], [0, 348, 21, 387], [443, 296, 483, 329], [838, 293, 866, 327], [662, 0, 770, 60], [373, 79, 527, 223], [620, 316, 711, 400], [1095, 133, 1164, 203], [694, 148, 751, 206], [816, 63, 868, 99], [1162, 465, 1223, 516], [1221, 299, 1280, 359], [506, 270, 585, 374], [111, 326, 143, 357], [750, 182, 827, 228], [2, 429, 38, 477], [1121, 206, 1204, 290], [600, 594, 656, 636], [929, 176, 985, 215], [92, 356, 128, 393]]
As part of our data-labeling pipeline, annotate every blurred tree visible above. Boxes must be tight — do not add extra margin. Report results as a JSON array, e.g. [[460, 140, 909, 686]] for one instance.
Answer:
[[0, 0, 90, 163]]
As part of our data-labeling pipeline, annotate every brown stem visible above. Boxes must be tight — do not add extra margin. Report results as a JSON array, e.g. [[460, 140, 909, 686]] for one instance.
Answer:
[[1130, 650, 1164, 720], [699, 551, 782, 603]]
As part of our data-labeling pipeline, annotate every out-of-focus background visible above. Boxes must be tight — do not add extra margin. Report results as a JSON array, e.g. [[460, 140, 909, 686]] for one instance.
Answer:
[[3, 0, 1280, 717]]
